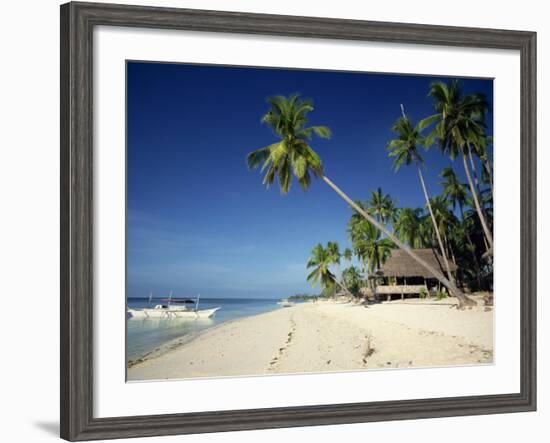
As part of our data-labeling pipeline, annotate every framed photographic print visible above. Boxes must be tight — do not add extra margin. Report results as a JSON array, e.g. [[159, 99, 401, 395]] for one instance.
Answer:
[[60, 1, 536, 441]]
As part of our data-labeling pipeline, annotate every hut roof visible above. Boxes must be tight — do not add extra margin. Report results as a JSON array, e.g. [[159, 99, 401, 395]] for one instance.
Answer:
[[375, 248, 457, 278]]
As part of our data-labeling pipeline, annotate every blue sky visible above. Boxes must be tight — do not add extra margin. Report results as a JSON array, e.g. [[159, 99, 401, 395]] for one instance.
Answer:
[[127, 61, 493, 299]]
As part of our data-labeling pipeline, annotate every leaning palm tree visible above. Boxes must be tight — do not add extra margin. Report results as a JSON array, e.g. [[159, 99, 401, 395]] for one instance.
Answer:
[[306, 243, 336, 292], [386, 113, 454, 282], [426, 80, 493, 253], [246, 94, 474, 307]]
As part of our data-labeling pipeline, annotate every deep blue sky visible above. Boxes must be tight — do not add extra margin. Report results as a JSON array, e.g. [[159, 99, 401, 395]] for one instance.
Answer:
[[127, 61, 493, 299]]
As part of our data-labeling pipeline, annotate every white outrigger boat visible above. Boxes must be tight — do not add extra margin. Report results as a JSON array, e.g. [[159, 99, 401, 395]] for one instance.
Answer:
[[277, 298, 294, 308], [127, 292, 220, 319]]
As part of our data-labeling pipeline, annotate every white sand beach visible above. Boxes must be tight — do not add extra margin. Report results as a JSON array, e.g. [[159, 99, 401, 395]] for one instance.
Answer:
[[127, 299, 493, 381]]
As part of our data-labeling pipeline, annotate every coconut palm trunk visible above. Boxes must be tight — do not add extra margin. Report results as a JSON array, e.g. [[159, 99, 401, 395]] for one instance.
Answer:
[[321, 175, 475, 307], [484, 159, 494, 196], [468, 149, 493, 212], [445, 234, 460, 285], [417, 166, 455, 282], [461, 146, 493, 252], [467, 150, 493, 241], [468, 149, 483, 195], [336, 279, 352, 296]]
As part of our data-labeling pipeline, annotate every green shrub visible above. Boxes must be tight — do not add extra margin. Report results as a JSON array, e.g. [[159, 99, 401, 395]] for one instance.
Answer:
[[435, 289, 448, 300], [419, 287, 428, 299]]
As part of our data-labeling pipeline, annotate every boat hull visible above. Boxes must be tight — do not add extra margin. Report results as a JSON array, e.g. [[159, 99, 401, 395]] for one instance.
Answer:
[[128, 307, 220, 319]]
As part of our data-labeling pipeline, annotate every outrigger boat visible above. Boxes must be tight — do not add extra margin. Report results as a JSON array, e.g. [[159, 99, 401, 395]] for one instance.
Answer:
[[127, 292, 220, 319], [277, 298, 294, 308]]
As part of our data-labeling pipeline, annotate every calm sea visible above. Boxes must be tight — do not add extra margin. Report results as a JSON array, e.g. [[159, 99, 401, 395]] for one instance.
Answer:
[[126, 297, 281, 362]]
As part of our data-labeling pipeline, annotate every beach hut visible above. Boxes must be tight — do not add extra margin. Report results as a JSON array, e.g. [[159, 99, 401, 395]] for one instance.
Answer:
[[373, 248, 458, 301]]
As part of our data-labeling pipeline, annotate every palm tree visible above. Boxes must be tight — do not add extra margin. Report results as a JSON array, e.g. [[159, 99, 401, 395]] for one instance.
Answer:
[[440, 167, 467, 214], [464, 196, 491, 253], [449, 219, 481, 288], [342, 266, 363, 295], [306, 243, 336, 292], [343, 248, 353, 262], [474, 135, 494, 196], [394, 207, 424, 248], [349, 216, 394, 276], [426, 80, 493, 254], [386, 113, 454, 283], [429, 195, 458, 263], [356, 221, 395, 275], [348, 215, 370, 274], [246, 94, 475, 307], [418, 214, 435, 249], [326, 241, 351, 294], [440, 167, 482, 281], [348, 203, 386, 274], [367, 187, 397, 226]]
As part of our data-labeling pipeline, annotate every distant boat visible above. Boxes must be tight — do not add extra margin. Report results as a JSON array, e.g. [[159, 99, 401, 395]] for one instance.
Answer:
[[277, 298, 294, 308], [127, 292, 220, 319]]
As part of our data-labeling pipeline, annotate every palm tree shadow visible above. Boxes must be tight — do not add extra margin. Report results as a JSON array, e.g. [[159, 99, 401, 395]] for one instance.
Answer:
[[33, 421, 59, 437]]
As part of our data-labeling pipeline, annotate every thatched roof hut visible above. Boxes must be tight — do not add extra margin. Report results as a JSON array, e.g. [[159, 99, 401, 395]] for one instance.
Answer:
[[376, 248, 457, 279]]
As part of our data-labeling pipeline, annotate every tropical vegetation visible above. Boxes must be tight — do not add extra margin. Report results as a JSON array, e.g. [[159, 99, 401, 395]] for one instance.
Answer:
[[246, 82, 493, 308]]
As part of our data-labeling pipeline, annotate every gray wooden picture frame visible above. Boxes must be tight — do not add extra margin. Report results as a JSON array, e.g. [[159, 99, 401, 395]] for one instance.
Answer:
[[60, 1, 537, 441]]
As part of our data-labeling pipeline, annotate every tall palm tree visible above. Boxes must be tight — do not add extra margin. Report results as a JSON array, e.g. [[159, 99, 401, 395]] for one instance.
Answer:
[[394, 207, 424, 248], [326, 241, 351, 294], [464, 196, 491, 253], [418, 214, 435, 249], [450, 219, 481, 288], [348, 209, 367, 272], [440, 167, 482, 281], [429, 195, 458, 262], [386, 113, 454, 282], [426, 80, 493, 254], [306, 244, 336, 292], [246, 94, 474, 307], [474, 135, 494, 196], [355, 221, 395, 275], [348, 203, 388, 274], [367, 187, 397, 227], [440, 167, 467, 214]]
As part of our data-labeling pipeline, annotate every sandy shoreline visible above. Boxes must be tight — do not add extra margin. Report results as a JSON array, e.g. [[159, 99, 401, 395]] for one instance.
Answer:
[[127, 299, 493, 381]]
